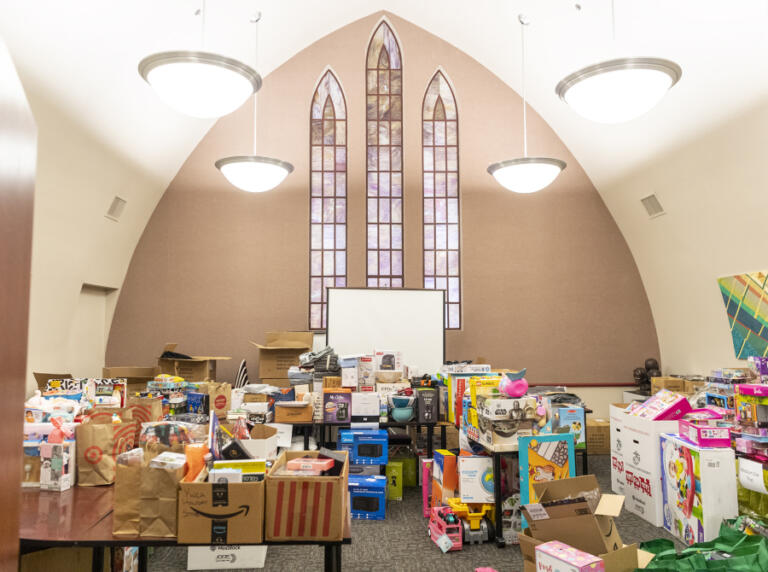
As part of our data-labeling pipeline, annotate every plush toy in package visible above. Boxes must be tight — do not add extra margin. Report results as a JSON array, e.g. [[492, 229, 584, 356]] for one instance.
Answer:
[[86, 378, 128, 408]]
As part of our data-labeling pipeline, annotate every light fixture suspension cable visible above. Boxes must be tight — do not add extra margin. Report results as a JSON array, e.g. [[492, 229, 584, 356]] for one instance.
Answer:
[[251, 11, 261, 154], [611, 0, 616, 43], [200, 0, 207, 50], [519, 14, 529, 158]]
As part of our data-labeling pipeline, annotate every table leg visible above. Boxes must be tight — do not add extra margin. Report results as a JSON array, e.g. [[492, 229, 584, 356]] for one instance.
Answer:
[[582, 412, 589, 475], [92, 546, 104, 572], [493, 451, 505, 548], [304, 425, 310, 450], [427, 425, 434, 458], [324, 543, 341, 572], [440, 425, 447, 449], [138, 546, 149, 572]]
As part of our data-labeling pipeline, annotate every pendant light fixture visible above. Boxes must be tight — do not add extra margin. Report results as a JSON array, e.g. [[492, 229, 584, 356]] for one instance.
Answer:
[[488, 15, 566, 194], [555, 1, 681, 124], [139, 1, 262, 119], [215, 12, 293, 193]]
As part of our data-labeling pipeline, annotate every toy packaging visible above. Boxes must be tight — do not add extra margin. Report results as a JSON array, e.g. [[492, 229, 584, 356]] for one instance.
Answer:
[[550, 406, 586, 450], [422, 458, 433, 517], [535, 540, 605, 572], [458, 456, 494, 504], [322, 388, 352, 423], [348, 475, 387, 520], [386, 460, 403, 501], [660, 433, 738, 544], [628, 389, 692, 420], [39, 441, 76, 491], [85, 378, 128, 407], [736, 383, 768, 427], [677, 419, 731, 448], [519, 434, 575, 527], [432, 449, 458, 507]]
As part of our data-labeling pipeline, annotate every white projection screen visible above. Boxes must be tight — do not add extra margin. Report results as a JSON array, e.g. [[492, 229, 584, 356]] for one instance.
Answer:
[[326, 288, 445, 374]]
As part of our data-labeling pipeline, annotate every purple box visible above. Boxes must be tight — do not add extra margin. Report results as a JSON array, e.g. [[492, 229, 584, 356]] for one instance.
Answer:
[[323, 390, 352, 423], [749, 356, 768, 376]]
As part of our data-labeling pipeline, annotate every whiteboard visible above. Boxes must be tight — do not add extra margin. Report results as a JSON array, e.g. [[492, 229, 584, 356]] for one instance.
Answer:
[[326, 288, 445, 375]]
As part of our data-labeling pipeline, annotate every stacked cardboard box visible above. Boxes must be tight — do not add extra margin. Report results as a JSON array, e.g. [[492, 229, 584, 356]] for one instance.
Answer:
[[250, 331, 313, 387]]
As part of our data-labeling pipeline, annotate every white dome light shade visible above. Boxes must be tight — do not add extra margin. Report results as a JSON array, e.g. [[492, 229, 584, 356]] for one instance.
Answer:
[[139, 51, 262, 119], [556, 57, 682, 124], [487, 158, 566, 194], [215, 156, 294, 193]]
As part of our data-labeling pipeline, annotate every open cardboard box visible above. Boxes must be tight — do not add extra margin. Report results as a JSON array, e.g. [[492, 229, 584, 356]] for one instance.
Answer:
[[519, 533, 654, 572], [250, 331, 313, 379], [33, 372, 72, 392], [521, 475, 632, 558], [102, 366, 158, 395], [157, 343, 230, 381]]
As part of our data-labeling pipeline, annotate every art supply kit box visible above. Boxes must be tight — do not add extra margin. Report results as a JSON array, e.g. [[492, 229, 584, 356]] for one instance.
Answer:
[[348, 475, 387, 520], [660, 433, 737, 544]]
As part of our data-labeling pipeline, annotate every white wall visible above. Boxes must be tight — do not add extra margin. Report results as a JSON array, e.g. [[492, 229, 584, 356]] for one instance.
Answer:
[[24, 83, 168, 394], [599, 96, 768, 375]]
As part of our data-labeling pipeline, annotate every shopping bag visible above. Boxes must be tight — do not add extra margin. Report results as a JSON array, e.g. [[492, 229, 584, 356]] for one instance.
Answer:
[[208, 382, 232, 419], [113, 449, 143, 535], [139, 464, 185, 537], [76, 410, 137, 486], [126, 396, 163, 426]]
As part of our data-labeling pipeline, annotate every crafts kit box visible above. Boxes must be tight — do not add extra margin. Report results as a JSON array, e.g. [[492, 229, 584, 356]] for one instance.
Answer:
[[609, 403, 678, 526], [660, 433, 737, 544]]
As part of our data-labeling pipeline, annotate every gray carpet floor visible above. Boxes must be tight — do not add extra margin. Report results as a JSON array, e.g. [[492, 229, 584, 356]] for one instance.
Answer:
[[150, 456, 681, 571]]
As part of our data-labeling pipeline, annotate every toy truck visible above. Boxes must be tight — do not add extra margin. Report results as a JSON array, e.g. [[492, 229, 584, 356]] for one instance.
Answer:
[[447, 498, 495, 544], [427, 505, 463, 551]]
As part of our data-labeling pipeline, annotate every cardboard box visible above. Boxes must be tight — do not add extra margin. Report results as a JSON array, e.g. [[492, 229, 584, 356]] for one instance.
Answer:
[[322, 376, 342, 389], [265, 450, 348, 541], [186, 546, 267, 570], [102, 367, 157, 394], [351, 392, 381, 423], [273, 403, 313, 424], [458, 456, 494, 504], [614, 404, 678, 526], [386, 461, 403, 501], [535, 540, 605, 572], [260, 378, 292, 388], [608, 404, 628, 495], [650, 376, 688, 395], [521, 475, 625, 558], [33, 371, 72, 392], [685, 379, 707, 394], [660, 433, 737, 544], [177, 481, 264, 544], [358, 356, 376, 390], [431, 450, 458, 507], [157, 343, 230, 381], [520, 534, 653, 572], [250, 331, 313, 379], [240, 424, 278, 460], [587, 418, 610, 455]]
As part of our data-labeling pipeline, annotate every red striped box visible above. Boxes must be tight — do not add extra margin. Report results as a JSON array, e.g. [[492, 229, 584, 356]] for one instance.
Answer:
[[265, 451, 348, 541]]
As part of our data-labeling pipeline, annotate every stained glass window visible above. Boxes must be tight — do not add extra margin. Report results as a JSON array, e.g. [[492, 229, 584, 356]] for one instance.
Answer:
[[423, 70, 461, 329], [366, 21, 403, 288], [309, 70, 347, 329]]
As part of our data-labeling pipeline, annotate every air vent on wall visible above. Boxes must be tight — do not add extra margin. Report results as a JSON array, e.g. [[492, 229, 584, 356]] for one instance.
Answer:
[[640, 194, 665, 218], [105, 196, 126, 221]]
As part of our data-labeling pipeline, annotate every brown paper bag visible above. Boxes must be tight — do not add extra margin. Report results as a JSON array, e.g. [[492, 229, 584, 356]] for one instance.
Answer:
[[113, 462, 141, 535], [208, 382, 232, 419], [126, 396, 163, 425], [76, 412, 137, 486], [139, 464, 185, 537]]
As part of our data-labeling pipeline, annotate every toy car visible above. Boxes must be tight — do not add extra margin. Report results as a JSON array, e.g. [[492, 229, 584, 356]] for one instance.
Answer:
[[427, 506, 463, 551], [447, 498, 495, 544]]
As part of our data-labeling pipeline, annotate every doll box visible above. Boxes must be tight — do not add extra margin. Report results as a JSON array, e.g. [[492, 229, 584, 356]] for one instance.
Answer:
[[535, 540, 605, 572], [629, 389, 692, 420], [659, 433, 737, 544], [677, 419, 731, 448]]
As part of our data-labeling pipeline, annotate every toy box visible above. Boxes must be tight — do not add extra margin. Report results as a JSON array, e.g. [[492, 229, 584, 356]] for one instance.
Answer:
[[442, 372, 497, 425], [348, 475, 387, 520], [660, 433, 737, 544], [551, 406, 586, 450], [677, 419, 731, 448], [39, 441, 76, 491], [339, 430, 388, 465], [475, 393, 537, 421], [614, 405, 679, 526], [519, 434, 575, 523], [85, 378, 128, 407], [736, 383, 768, 427], [322, 388, 351, 423], [422, 458, 433, 517], [628, 389, 692, 420], [535, 540, 605, 572], [432, 450, 458, 507], [386, 461, 403, 501], [458, 456, 494, 504]]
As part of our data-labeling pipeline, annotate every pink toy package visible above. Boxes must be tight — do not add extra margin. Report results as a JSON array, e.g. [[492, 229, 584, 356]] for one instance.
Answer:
[[535, 540, 605, 572], [422, 458, 433, 517], [683, 408, 723, 421], [678, 419, 731, 448], [629, 389, 692, 420]]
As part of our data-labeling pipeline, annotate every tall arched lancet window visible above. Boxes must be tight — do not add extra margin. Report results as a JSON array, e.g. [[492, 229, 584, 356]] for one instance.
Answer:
[[366, 21, 403, 288], [309, 70, 347, 329], [423, 70, 460, 328]]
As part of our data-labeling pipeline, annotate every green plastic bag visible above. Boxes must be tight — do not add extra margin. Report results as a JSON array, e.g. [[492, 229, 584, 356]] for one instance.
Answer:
[[639, 522, 768, 571]]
